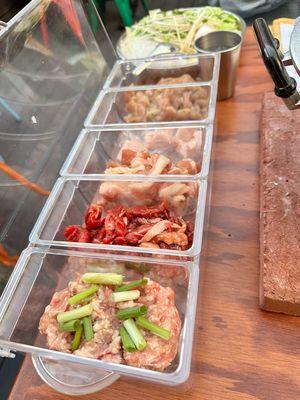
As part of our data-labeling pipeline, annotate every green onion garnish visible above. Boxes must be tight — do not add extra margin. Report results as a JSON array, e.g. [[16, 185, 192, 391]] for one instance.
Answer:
[[71, 323, 83, 351], [79, 294, 96, 305], [59, 319, 81, 332], [57, 304, 93, 324], [112, 290, 140, 303], [82, 273, 123, 285], [115, 279, 148, 292], [120, 326, 136, 352], [83, 316, 94, 341], [136, 316, 171, 340], [116, 305, 147, 320], [68, 285, 98, 305], [123, 318, 147, 351]]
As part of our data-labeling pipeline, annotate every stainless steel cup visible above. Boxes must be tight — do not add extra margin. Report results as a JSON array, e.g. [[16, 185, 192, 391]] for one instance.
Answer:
[[195, 31, 242, 100]]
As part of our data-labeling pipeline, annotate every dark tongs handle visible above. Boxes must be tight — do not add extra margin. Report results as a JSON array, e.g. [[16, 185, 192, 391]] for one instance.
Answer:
[[253, 18, 297, 99]]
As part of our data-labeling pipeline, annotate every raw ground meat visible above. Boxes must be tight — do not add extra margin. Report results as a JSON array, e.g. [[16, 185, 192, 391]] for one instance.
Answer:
[[39, 278, 181, 371]]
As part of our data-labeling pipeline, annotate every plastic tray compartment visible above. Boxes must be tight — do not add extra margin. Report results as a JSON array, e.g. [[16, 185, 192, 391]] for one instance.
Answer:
[[85, 79, 218, 129], [104, 53, 219, 89], [29, 177, 207, 259], [0, 248, 199, 393], [60, 125, 213, 180]]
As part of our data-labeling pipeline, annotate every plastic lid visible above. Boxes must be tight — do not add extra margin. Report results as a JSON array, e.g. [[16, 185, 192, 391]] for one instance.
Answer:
[[32, 355, 120, 395]]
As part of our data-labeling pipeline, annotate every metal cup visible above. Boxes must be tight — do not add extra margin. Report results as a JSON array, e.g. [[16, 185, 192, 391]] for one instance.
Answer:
[[195, 31, 242, 100]]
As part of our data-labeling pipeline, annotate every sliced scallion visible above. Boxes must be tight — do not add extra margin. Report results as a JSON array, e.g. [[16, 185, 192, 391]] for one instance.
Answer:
[[120, 326, 136, 352], [68, 285, 98, 305], [57, 304, 93, 324], [82, 273, 123, 286], [83, 316, 94, 341], [123, 318, 146, 351], [116, 305, 147, 320], [79, 294, 96, 305], [59, 319, 81, 332], [71, 323, 83, 351], [115, 279, 148, 292], [136, 316, 171, 340], [112, 290, 140, 303]]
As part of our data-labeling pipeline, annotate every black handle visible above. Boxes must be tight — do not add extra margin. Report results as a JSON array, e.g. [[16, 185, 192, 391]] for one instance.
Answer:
[[253, 18, 297, 98]]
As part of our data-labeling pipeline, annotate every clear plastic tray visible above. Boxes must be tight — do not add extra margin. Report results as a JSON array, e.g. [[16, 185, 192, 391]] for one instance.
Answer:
[[29, 177, 207, 259], [0, 248, 200, 391], [60, 125, 213, 180], [85, 82, 217, 129], [104, 53, 218, 89]]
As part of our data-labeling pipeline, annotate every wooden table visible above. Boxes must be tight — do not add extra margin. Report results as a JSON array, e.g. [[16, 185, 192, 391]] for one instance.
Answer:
[[9, 28, 300, 400]]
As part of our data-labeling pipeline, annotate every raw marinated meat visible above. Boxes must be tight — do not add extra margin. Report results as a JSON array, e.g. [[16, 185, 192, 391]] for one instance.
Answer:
[[124, 279, 181, 370], [105, 147, 199, 176], [39, 277, 181, 371], [121, 74, 208, 123], [64, 202, 194, 250]]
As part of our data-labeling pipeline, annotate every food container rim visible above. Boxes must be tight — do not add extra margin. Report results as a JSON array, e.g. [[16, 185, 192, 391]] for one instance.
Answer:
[[84, 53, 220, 129], [103, 52, 220, 91], [29, 176, 208, 258], [59, 125, 214, 180], [0, 246, 200, 385]]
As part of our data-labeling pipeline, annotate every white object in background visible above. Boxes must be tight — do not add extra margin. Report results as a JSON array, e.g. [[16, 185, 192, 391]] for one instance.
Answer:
[[280, 23, 300, 86]]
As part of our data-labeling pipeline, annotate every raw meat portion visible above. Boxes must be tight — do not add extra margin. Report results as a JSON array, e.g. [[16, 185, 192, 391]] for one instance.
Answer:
[[105, 147, 199, 176], [64, 202, 194, 250], [122, 74, 209, 123], [39, 277, 181, 371], [124, 279, 181, 370]]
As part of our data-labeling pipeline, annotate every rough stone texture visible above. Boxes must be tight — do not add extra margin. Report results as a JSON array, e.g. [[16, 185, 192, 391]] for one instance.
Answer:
[[260, 92, 300, 314]]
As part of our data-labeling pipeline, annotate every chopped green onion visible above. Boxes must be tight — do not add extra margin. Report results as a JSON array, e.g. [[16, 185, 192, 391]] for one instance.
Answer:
[[136, 316, 171, 340], [116, 305, 147, 320], [112, 290, 140, 303], [120, 326, 136, 352], [59, 319, 81, 332], [68, 285, 99, 305], [71, 323, 83, 351], [115, 279, 148, 292], [79, 294, 96, 305], [82, 273, 123, 285], [83, 316, 94, 341], [123, 318, 147, 351], [57, 304, 93, 324]]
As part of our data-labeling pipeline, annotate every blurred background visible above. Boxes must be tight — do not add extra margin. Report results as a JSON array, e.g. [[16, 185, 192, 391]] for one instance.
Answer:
[[1, 0, 300, 44]]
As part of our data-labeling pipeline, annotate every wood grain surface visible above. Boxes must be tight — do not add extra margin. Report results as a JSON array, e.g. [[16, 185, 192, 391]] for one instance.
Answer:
[[8, 28, 300, 400]]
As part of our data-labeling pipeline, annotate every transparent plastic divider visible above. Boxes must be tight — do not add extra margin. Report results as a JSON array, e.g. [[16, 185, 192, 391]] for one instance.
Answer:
[[85, 53, 220, 129], [85, 81, 218, 129], [103, 53, 219, 90], [60, 125, 214, 180], [0, 247, 200, 386], [29, 176, 207, 259]]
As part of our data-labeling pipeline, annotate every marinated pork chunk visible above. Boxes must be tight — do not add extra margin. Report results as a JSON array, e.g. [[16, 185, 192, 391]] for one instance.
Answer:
[[39, 276, 181, 371], [97, 178, 197, 215], [64, 202, 194, 250], [143, 127, 203, 159], [122, 74, 209, 123], [105, 147, 199, 176]]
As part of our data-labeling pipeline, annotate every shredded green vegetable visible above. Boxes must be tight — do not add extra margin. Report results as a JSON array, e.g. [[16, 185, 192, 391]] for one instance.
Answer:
[[123, 7, 242, 54]]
